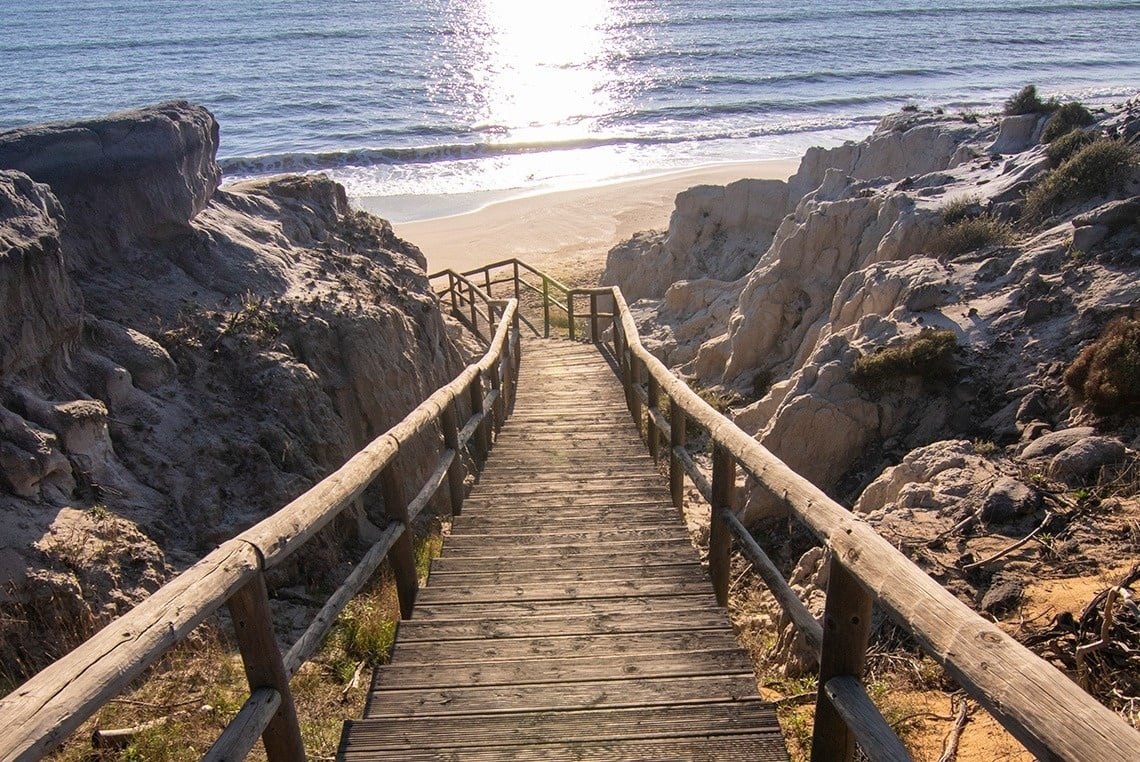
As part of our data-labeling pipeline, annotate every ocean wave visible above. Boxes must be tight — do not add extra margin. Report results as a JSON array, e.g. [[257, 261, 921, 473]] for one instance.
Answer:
[[217, 119, 876, 177]]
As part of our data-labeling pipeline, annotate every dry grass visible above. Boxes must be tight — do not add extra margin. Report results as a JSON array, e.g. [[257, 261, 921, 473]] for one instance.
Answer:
[[930, 215, 1015, 257], [1064, 316, 1140, 415], [851, 330, 957, 386], [1025, 138, 1137, 221]]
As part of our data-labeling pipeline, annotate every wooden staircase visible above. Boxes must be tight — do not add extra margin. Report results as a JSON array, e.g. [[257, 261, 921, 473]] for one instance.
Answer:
[[338, 339, 788, 760]]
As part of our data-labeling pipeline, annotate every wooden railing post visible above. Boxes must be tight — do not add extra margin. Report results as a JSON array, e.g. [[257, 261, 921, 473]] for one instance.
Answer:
[[470, 368, 489, 466], [568, 294, 576, 340], [542, 277, 551, 338], [670, 397, 686, 509], [647, 374, 661, 461], [629, 354, 643, 432], [490, 351, 505, 434], [513, 260, 522, 304], [440, 401, 465, 516], [227, 574, 305, 762], [811, 557, 874, 762], [590, 292, 599, 342], [483, 267, 492, 298], [710, 443, 735, 607], [381, 461, 417, 619], [468, 280, 478, 335], [448, 272, 459, 318]]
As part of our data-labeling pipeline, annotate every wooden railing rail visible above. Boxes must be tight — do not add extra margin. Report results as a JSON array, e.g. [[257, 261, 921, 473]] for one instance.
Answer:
[[430, 258, 571, 339], [569, 284, 1140, 762], [0, 300, 522, 762]]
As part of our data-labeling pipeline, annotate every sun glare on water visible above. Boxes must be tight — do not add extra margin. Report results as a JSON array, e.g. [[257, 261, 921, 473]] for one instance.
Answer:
[[471, 0, 617, 142]]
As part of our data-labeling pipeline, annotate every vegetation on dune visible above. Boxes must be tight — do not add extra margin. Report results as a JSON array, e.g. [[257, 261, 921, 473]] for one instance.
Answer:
[[1025, 138, 1137, 220], [1064, 317, 1140, 415], [851, 329, 958, 386], [1047, 128, 1099, 166], [931, 215, 1015, 257], [1042, 101, 1095, 143], [1003, 84, 1059, 116]]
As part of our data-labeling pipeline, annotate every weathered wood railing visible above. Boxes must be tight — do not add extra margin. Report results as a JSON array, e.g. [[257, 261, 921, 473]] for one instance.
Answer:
[[0, 300, 522, 762], [430, 258, 571, 340], [561, 284, 1140, 762]]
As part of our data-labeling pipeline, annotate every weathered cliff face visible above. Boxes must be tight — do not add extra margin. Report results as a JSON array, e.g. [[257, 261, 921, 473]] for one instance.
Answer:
[[603, 102, 1140, 520], [0, 103, 464, 673]]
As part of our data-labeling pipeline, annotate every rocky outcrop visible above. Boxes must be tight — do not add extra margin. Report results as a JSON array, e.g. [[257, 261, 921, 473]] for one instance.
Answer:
[[0, 101, 220, 262], [601, 178, 788, 302], [0, 104, 464, 675], [0, 171, 82, 380], [602, 98, 1140, 521]]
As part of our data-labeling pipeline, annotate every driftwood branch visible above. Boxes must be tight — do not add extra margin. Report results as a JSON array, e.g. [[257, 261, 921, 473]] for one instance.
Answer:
[[938, 697, 972, 762], [960, 510, 1054, 570]]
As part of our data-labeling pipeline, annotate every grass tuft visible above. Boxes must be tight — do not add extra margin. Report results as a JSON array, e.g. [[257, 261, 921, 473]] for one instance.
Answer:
[[1064, 317, 1140, 415], [930, 215, 1014, 257], [1042, 101, 1095, 143], [851, 330, 957, 386], [1003, 84, 1059, 116], [1025, 138, 1137, 220], [1047, 128, 1098, 166]]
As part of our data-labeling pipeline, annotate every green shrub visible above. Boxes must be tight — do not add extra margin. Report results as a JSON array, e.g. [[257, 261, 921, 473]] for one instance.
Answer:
[[1064, 317, 1140, 414], [930, 215, 1015, 257], [1004, 85, 1058, 116], [1047, 128, 1098, 165], [1042, 101, 1094, 143], [851, 330, 958, 385], [1025, 138, 1137, 220]]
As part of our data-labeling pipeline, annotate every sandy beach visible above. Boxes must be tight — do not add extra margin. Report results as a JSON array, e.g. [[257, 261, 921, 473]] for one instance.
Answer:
[[355, 159, 799, 285]]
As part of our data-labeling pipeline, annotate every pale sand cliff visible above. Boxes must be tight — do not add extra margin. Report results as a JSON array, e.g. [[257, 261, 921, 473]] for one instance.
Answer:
[[355, 159, 799, 281]]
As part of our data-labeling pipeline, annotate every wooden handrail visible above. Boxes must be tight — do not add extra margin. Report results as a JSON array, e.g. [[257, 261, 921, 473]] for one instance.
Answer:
[[0, 300, 522, 762], [587, 283, 1140, 762], [430, 258, 570, 339]]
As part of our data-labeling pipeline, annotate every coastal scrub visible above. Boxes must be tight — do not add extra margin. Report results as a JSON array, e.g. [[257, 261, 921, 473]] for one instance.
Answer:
[[851, 330, 957, 386], [1064, 317, 1140, 414], [1026, 138, 1137, 220]]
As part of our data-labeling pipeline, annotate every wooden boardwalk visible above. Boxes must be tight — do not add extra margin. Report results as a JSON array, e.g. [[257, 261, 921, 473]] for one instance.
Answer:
[[338, 339, 787, 760]]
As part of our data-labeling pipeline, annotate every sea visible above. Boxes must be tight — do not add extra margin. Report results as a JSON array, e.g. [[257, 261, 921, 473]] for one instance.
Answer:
[[2, 0, 1138, 221]]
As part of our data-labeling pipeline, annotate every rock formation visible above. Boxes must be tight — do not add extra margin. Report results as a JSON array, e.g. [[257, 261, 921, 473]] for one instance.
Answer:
[[0, 103, 465, 675], [603, 101, 1140, 520]]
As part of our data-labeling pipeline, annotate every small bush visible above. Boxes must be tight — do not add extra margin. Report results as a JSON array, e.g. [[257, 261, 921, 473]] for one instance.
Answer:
[[851, 329, 958, 385], [1064, 317, 1140, 414], [1025, 138, 1137, 220], [1047, 128, 1098, 165], [1004, 85, 1059, 116], [930, 215, 1015, 257], [939, 195, 982, 225], [1042, 101, 1095, 143]]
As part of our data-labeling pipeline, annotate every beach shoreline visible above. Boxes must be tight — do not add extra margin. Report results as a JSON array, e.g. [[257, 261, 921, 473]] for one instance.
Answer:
[[355, 158, 800, 283]]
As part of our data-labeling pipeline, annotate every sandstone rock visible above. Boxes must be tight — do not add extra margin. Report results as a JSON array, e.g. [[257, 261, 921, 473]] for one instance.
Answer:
[[1072, 224, 1109, 252], [1073, 197, 1140, 230], [0, 171, 83, 379], [988, 114, 1043, 155], [0, 101, 220, 260], [787, 115, 975, 204], [600, 178, 788, 302], [1021, 427, 1096, 458], [1049, 436, 1126, 483]]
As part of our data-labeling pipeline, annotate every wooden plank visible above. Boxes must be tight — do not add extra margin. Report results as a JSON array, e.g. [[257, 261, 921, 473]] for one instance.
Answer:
[[428, 550, 696, 574], [388, 630, 743, 667], [824, 676, 912, 762], [414, 577, 716, 606], [409, 594, 723, 623], [364, 674, 761, 719], [372, 647, 756, 690], [423, 564, 705, 587], [341, 733, 787, 761], [342, 702, 777, 749], [395, 608, 733, 641]]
